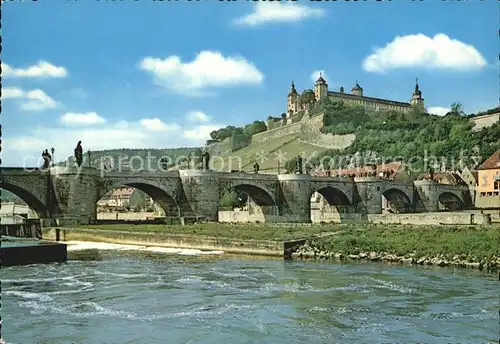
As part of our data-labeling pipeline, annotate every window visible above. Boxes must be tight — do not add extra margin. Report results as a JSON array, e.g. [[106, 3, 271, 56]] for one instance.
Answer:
[[494, 181, 499, 190]]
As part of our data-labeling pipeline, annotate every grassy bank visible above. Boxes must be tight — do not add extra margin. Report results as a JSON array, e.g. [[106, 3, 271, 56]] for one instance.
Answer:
[[295, 225, 500, 270], [76, 223, 499, 269], [81, 223, 348, 241], [315, 225, 499, 259]]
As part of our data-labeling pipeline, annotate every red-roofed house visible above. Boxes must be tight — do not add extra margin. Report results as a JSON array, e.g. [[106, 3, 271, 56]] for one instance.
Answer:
[[475, 149, 500, 208]]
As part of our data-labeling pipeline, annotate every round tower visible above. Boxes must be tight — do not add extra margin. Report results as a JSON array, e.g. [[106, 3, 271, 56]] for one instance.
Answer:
[[314, 73, 328, 101], [351, 81, 363, 97], [287, 81, 299, 117], [410, 78, 425, 110]]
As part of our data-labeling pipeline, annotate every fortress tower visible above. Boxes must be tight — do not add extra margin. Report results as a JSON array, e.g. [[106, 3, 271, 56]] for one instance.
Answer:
[[409, 78, 425, 110], [351, 81, 363, 97], [314, 73, 328, 101], [287, 81, 299, 118]]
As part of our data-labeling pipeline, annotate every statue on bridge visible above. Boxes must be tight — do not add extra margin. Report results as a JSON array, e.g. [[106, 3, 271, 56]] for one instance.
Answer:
[[295, 155, 303, 174], [201, 150, 210, 170], [253, 161, 260, 173], [41, 149, 51, 169], [74, 141, 83, 167], [428, 167, 434, 181]]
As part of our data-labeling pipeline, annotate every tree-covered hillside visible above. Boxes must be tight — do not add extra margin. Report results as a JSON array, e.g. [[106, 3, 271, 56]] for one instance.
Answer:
[[284, 98, 499, 172]]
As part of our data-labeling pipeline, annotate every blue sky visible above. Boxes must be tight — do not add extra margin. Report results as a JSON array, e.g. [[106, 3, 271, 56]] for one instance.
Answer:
[[2, 1, 497, 166]]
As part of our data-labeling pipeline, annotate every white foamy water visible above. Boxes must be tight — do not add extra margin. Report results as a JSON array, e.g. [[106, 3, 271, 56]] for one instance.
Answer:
[[64, 241, 224, 256]]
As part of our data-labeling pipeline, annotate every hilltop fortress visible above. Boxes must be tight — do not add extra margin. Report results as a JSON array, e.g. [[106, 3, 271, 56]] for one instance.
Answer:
[[286, 75, 425, 123], [252, 76, 425, 147]]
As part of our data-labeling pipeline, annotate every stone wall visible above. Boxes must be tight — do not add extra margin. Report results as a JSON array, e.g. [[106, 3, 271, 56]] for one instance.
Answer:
[[310, 209, 363, 223], [470, 112, 499, 131], [367, 211, 493, 225], [97, 212, 157, 220], [217, 211, 296, 223], [475, 194, 500, 209], [251, 122, 302, 145]]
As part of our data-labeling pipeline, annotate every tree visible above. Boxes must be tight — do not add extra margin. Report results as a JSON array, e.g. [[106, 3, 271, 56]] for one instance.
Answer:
[[243, 121, 267, 137], [219, 189, 247, 209], [135, 198, 147, 212], [299, 90, 316, 106], [450, 102, 465, 116]]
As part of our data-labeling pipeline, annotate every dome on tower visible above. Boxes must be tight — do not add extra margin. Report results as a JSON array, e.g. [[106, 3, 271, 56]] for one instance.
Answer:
[[288, 81, 298, 96], [351, 82, 363, 92], [316, 75, 327, 85], [413, 83, 422, 96]]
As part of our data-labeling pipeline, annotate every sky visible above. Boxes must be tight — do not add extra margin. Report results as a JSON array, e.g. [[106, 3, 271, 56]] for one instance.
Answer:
[[2, 1, 498, 167]]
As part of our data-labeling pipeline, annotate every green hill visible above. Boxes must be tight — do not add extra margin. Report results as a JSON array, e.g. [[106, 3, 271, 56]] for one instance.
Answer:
[[58, 101, 499, 175]]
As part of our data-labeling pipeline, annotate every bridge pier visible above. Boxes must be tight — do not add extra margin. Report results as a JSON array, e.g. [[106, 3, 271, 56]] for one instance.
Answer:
[[278, 175, 314, 223], [179, 170, 219, 221], [353, 178, 383, 214], [414, 180, 441, 212], [51, 167, 99, 224]]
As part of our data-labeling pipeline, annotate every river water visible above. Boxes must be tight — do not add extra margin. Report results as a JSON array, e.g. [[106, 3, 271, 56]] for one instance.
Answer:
[[2, 242, 498, 344]]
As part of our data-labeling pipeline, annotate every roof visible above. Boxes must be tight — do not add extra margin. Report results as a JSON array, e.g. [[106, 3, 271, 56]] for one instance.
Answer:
[[314, 161, 404, 178], [351, 83, 363, 91], [109, 187, 136, 198], [477, 150, 500, 170], [327, 91, 411, 108], [416, 172, 468, 185], [316, 76, 327, 84]]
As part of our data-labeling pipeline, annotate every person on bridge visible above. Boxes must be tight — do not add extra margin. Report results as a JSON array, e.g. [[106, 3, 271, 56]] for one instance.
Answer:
[[74, 141, 83, 167]]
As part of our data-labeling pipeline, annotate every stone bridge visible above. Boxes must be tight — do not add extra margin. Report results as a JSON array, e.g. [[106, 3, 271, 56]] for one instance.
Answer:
[[0, 166, 471, 224]]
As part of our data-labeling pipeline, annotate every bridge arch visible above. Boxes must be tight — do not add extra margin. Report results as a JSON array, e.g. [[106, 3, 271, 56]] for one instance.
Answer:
[[312, 186, 351, 206], [218, 182, 279, 221], [382, 188, 413, 213], [218, 181, 277, 206], [0, 184, 48, 217], [98, 179, 180, 217], [438, 191, 464, 211], [310, 186, 352, 223]]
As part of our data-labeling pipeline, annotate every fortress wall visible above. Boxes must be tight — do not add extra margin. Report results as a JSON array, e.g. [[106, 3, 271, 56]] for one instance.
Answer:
[[299, 114, 324, 138], [207, 137, 233, 156], [470, 113, 499, 131], [300, 114, 356, 149], [251, 121, 302, 145]]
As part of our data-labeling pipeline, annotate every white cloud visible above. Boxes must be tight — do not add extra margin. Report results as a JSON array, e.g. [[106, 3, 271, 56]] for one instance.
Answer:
[[139, 118, 181, 132], [310, 70, 328, 83], [362, 33, 488, 73], [234, 2, 324, 26], [183, 125, 222, 140], [187, 111, 210, 123], [2, 61, 68, 78], [60, 112, 107, 126], [2, 87, 58, 111], [2, 113, 226, 166], [428, 106, 451, 117], [139, 50, 264, 96]]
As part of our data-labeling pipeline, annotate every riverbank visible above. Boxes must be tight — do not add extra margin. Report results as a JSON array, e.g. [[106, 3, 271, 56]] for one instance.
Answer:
[[293, 225, 500, 271], [43, 223, 500, 271]]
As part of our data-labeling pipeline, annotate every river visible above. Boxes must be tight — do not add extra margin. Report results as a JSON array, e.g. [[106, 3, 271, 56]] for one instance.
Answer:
[[2, 242, 498, 344]]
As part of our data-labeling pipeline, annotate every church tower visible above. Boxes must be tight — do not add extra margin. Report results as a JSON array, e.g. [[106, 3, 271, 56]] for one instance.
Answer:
[[314, 73, 328, 101], [287, 81, 299, 117], [410, 78, 425, 110]]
